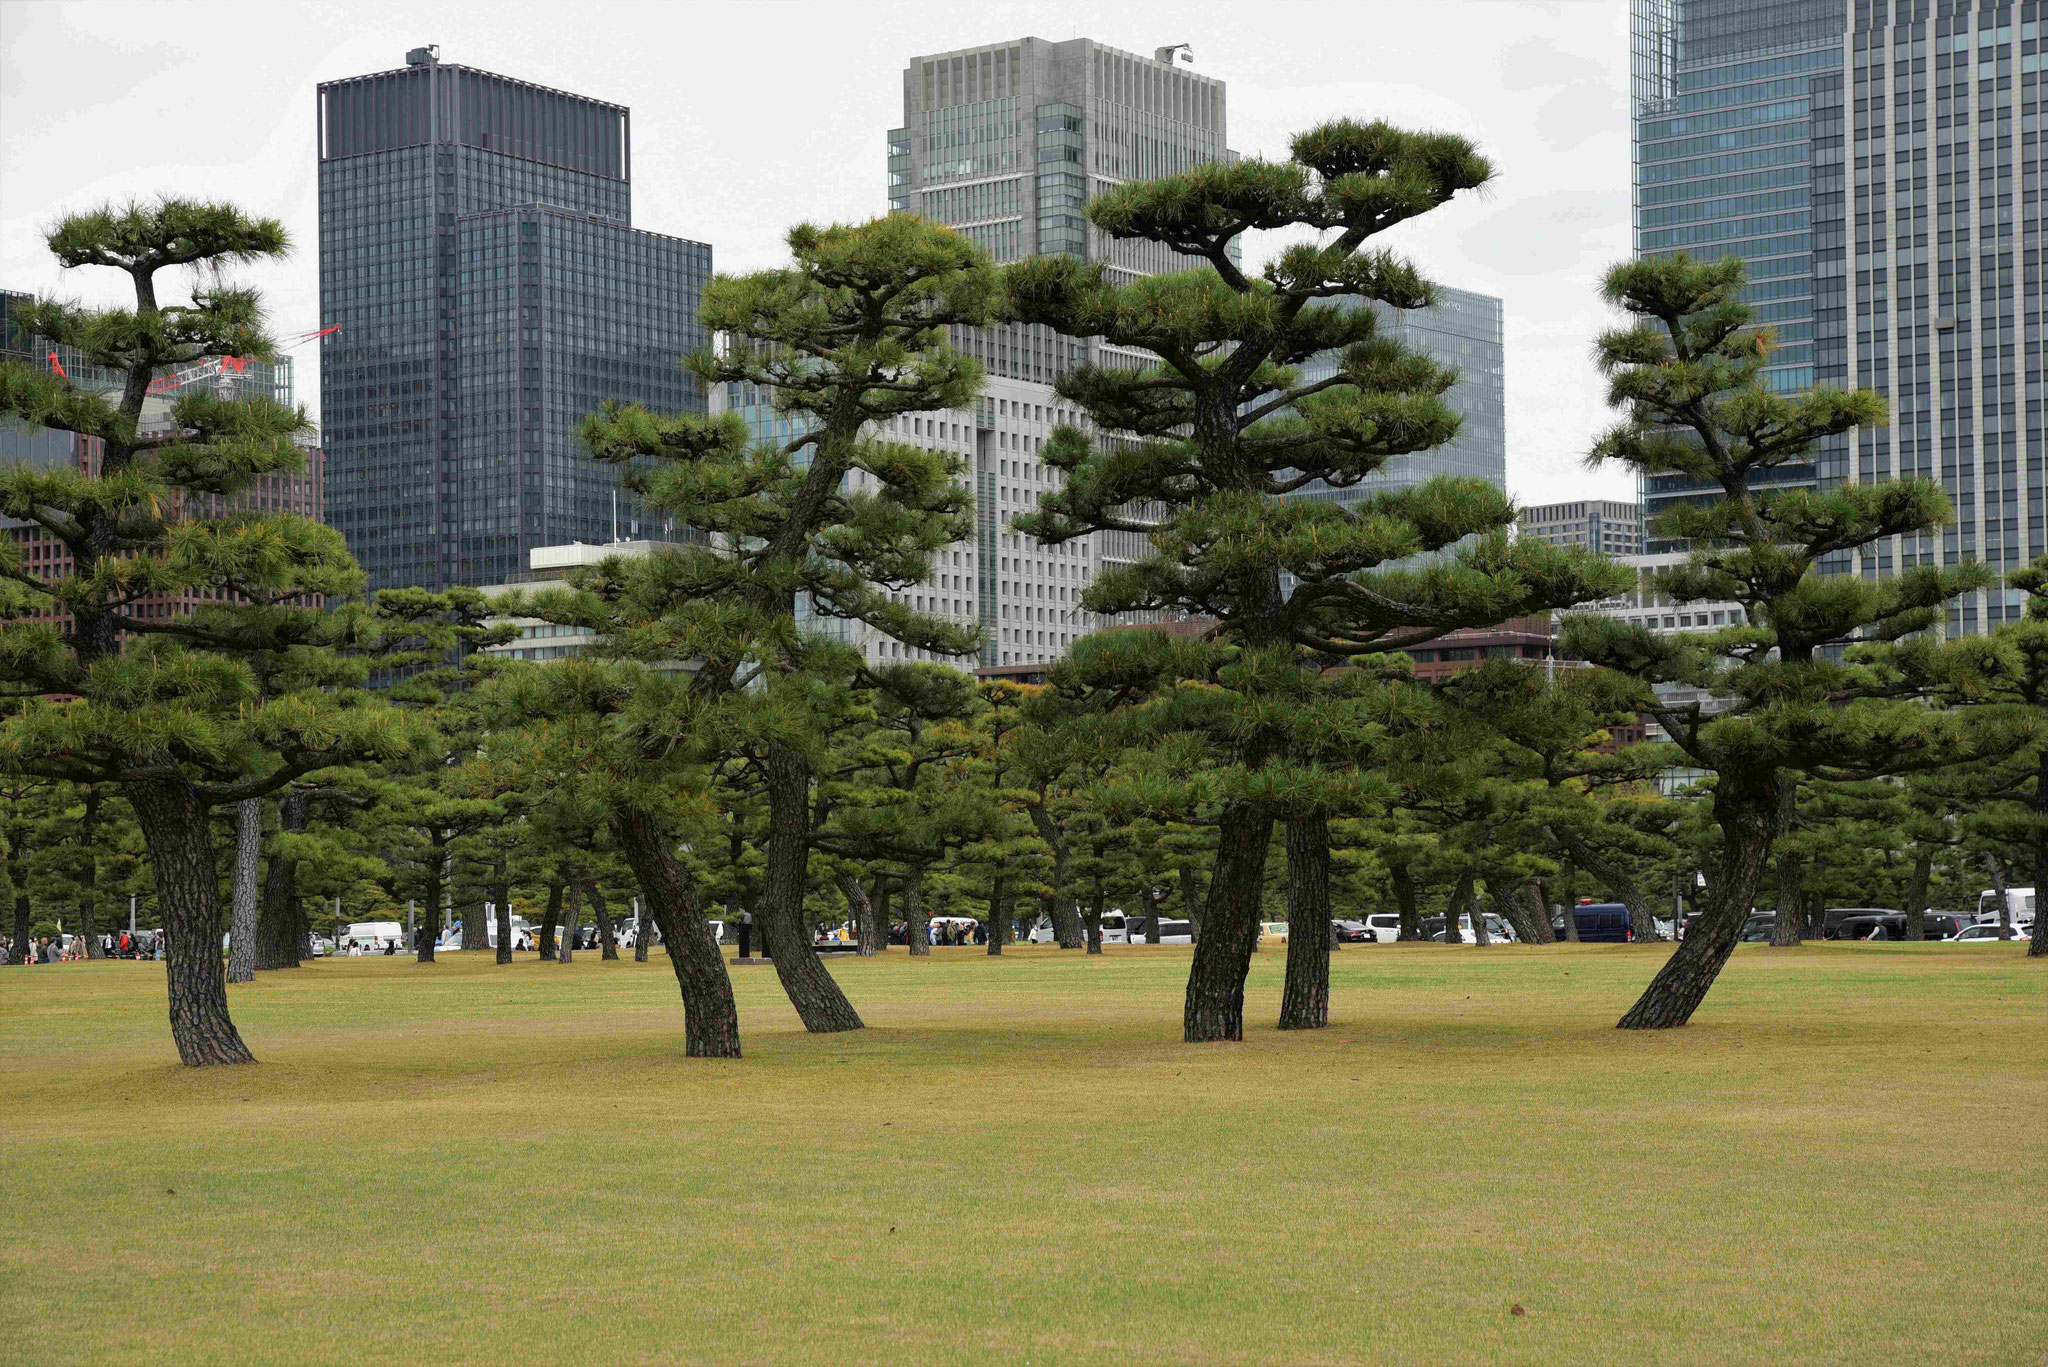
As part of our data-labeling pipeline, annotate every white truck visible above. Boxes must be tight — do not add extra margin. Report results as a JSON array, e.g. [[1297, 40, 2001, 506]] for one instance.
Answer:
[[1976, 887, 2036, 928]]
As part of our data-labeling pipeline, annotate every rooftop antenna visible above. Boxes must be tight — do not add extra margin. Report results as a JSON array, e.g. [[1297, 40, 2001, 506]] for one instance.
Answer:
[[1154, 43, 1194, 66]]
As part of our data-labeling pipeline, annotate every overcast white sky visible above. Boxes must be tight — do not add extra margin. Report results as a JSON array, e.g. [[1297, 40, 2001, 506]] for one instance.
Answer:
[[0, 0, 1638, 505]]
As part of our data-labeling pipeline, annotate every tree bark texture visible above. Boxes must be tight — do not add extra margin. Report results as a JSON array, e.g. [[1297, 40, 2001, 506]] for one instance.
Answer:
[[493, 854, 514, 965], [539, 879, 563, 960], [1769, 778, 1804, 947], [760, 745, 863, 1031], [839, 872, 879, 957], [1183, 801, 1275, 1042], [612, 807, 742, 1057], [1029, 806, 1084, 948], [905, 865, 931, 957], [588, 881, 620, 960], [1468, 882, 1493, 946], [1503, 876, 1554, 944], [416, 834, 446, 963], [632, 896, 650, 963], [1084, 890, 1104, 955], [460, 868, 491, 952], [1442, 872, 1472, 944], [254, 787, 308, 970], [10, 881, 27, 967], [1390, 860, 1422, 941], [986, 875, 1008, 956], [225, 797, 262, 984], [1903, 850, 1933, 941], [557, 882, 581, 964], [129, 779, 255, 1066], [1278, 813, 1331, 1031], [1618, 782, 1780, 1030], [77, 789, 103, 957]]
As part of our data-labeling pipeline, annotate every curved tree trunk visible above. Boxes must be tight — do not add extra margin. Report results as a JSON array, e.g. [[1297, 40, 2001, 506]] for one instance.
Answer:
[[129, 779, 254, 1066], [1619, 783, 1780, 1030], [254, 787, 308, 970], [557, 882, 581, 964], [839, 872, 879, 957], [538, 878, 563, 960], [588, 881, 620, 961], [1390, 860, 1422, 941], [986, 875, 1007, 956], [760, 745, 862, 1031], [612, 807, 742, 1057], [1552, 827, 1659, 941], [905, 865, 931, 957], [226, 797, 262, 984], [1441, 872, 1472, 944], [1084, 890, 1104, 956], [1468, 881, 1493, 946], [1183, 801, 1274, 1042], [1508, 877, 1555, 944], [493, 853, 514, 965], [1279, 812, 1331, 1030]]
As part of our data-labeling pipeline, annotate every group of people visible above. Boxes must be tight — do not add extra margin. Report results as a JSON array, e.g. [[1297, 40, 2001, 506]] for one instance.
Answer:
[[2, 929, 163, 965], [885, 920, 988, 947]]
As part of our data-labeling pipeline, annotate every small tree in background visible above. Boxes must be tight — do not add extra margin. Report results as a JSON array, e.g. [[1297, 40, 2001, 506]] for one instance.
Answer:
[[1563, 253, 1993, 1029], [0, 201, 426, 1065]]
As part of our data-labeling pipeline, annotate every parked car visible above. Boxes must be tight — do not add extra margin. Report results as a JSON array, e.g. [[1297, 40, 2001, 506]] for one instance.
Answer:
[[1946, 922, 2028, 943], [1976, 886, 2037, 926], [1423, 913, 1517, 944], [1123, 916, 1193, 945], [1820, 907, 1906, 939], [308, 935, 334, 958], [1362, 913, 1404, 943], [1259, 921, 1288, 944], [1552, 902, 1632, 943], [1331, 919, 1371, 944]]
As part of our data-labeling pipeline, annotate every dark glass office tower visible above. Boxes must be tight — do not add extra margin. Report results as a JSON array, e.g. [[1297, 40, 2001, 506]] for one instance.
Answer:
[[317, 47, 708, 591]]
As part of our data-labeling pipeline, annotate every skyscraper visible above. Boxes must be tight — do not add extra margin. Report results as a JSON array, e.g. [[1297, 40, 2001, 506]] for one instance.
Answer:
[[317, 46, 709, 592], [1630, 1, 2044, 631]]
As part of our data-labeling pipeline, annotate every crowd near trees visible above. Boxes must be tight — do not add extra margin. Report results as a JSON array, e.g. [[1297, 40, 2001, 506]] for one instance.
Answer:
[[3, 118, 2041, 1069]]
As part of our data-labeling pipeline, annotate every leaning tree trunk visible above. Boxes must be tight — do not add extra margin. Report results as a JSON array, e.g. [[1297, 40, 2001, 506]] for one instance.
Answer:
[[588, 881, 620, 961], [128, 778, 255, 1066], [1390, 861, 1422, 941], [611, 807, 742, 1057], [254, 787, 308, 970], [1183, 800, 1275, 1043], [1441, 872, 1472, 944], [1903, 849, 1933, 942], [1278, 812, 1332, 1031], [557, 882, 581, 964], [539, 879, 563, 960], [1619, 782, 1781, 1030], [1497, 876, 1552, 944], [986, 874, 1008, 956], [1469, 883, 1493, 946], [1029, 806, 1084, 949], [759, 745, 863, 1032], [1084, 890, 1105, 956], [225, 796, 262, 985], [1552, 827, 1660, 941], [492, 853, 514, 965], [1179, 860, 1206, 944], [905, 865, 932, 958], [839, 872, 879, 957]]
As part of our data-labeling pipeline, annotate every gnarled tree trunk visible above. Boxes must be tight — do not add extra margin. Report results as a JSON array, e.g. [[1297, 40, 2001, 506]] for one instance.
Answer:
[[839, 872, 879, 957], [129, 778, 254, 1066], [1619, 781, 1780, 1029], [1183, 801, 1274, 1042], [1279, 812, 1331, 1031], [1507, 877, 1555, 944], [226, 797, 262, 984], [254, 787, 308, 970], [760, 745, 862, 1031], [612, 807, 741, 1056]]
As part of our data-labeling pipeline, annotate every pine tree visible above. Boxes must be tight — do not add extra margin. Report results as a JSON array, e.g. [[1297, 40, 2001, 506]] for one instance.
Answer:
[[0, 201, 429, 1064], [1562, 253, 1994, 1029], [1004, 120, 1624, 1040]]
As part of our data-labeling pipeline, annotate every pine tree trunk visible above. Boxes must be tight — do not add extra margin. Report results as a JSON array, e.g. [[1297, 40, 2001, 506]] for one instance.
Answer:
[[1559, 857, 1582, 941], [1769, 778, 1804, 946], [1029, 806, 1084, 948], [1278, 812, 1331, 1031], [254, 788, 307, 970], [871, 881, 890, 954], [1503, 876, 1554, 944], [1618, 783, 1780, 1030], [1179, 860, 1206, 943], [1183, 801, 1275, 1043], [632, 897, 650, 963], [77, 789, 103, 958], [589, 881, 620, 960], [10, 881, 28, 966], [1469, 882, 1493, 946], [1084, 890, 1104, 955], [1903, 850, 1933, 941], [1442, 872, 1472, 944], [1390, 861, 1422, 940], [493, 854, 514, 965], [839, 872, 879, 957], [225, 797, 262, 984], [557, 882, 581, 964], [538, 879, 563, 960], [986, 875, 1007, 956], [1552, 827, 1659, 941], [905, 865, 931, 957], [1052, 898, 1085, 949], [416, 834, 445, 963], [612, 807, 741, 1057], [1986, 855, 2013, 933], [759, 745, 863, 1031], [129, 779, 254, 1067], [460, 862, 491, 951]]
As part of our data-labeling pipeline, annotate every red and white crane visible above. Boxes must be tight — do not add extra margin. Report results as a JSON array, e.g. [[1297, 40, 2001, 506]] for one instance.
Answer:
[[140, 325, 342, 396]]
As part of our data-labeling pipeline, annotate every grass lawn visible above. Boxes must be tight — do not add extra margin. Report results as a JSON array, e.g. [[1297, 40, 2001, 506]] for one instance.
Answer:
[[1, 941, 2041, 1365]]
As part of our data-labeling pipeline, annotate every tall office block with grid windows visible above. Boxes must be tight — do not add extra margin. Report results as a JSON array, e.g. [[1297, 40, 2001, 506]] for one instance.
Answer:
[[318, 47, 708, 591], [1631, 1, 2043, 631]]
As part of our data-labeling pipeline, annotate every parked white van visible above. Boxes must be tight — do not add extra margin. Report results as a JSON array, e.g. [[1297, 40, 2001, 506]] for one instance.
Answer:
[[340, 920, 404, 951], [1362, 913, 1404, 943], [1977, 887, 2036, 927]]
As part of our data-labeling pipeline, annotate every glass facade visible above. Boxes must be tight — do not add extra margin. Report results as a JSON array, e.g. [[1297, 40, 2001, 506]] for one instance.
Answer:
[[318, 50, 707, 591]]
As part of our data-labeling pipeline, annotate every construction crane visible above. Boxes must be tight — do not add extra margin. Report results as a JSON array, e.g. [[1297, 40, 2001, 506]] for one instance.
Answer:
[[135, 325, 343, 396]]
